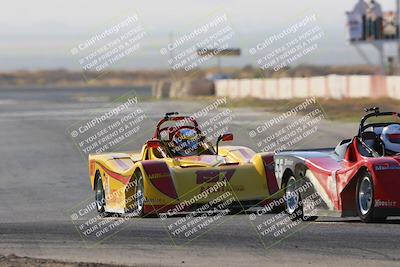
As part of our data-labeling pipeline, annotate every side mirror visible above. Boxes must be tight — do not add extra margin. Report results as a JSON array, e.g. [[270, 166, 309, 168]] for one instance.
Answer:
[[147, 139, 161, 148], [216, 133, 233, 154]]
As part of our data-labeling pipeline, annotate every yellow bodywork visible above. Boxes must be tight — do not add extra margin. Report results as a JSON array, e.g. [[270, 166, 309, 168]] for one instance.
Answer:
[[89, 144, 281, 215]]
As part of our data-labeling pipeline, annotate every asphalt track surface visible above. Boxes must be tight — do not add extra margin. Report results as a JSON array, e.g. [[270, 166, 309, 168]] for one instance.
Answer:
[[0, 86, 399, 267]]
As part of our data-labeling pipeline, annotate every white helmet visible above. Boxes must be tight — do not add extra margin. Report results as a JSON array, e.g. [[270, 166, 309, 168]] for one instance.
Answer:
[[380, 124, 400, 154]]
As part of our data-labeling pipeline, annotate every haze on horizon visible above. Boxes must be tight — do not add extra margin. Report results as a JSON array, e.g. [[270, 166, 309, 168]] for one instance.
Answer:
[[1, 0, 399, 71]]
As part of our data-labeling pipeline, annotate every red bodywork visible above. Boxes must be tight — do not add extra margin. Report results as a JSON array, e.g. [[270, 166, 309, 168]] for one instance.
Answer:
[[303, 137, 400, 216]]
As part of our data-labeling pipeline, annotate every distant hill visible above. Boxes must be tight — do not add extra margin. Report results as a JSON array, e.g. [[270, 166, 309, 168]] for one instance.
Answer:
[[0, 65, 379, 87]]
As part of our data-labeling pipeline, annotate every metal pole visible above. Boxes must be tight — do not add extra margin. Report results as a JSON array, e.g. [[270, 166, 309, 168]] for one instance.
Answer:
[[379, 44, 386, 75], [354, 44, 375, 66], [373, 42, 386, 75]]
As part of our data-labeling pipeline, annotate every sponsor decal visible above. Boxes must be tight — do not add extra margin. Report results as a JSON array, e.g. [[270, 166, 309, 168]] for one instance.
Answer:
[[196, 169, 235, 184], [374, 163, 400, 171], [200, 184, 244, 193], [375, 200, 397, 208], [148, 172, 171, 179]]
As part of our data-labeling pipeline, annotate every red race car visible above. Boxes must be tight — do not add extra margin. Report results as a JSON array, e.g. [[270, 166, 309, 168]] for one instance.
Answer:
[[275, 107, 400, 223]]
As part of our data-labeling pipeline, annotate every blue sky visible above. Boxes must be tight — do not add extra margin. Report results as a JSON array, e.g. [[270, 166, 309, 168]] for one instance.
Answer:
[[0, 0, 398, 70]]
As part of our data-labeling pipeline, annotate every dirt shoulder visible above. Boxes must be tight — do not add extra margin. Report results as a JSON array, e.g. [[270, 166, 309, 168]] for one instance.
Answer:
[[0, 254, 125, 267]]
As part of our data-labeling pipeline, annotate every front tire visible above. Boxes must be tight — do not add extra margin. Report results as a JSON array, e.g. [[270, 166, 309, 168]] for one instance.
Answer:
[[95, 176, 108, 217], [134, 172, 145, 217], [356, 172, 386, 223], [285, 175, 318, 222]]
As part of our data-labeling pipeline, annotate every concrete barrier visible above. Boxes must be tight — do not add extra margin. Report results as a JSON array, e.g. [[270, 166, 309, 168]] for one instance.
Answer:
[[387, 76, 400, 100], [214, 75, 400, 100], [386, 77, 396, 99], [347, 75, 371, 98], [293, 77, 308, 98], [326, 75, 346, 99], [310, 76, 328, 98], [153, 79, 214, 99]]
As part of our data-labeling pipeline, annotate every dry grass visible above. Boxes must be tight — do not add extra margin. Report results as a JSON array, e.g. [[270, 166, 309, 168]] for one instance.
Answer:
[[200, 97, 400, 122]]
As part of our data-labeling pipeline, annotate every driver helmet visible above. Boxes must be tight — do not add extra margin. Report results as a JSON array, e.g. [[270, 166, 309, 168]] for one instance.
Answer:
[[172, 128, 199, 155], [380, 124, 400, 154]]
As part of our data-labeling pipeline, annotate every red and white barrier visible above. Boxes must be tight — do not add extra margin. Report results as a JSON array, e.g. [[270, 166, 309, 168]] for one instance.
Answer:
[[386, 76, 400, 100], [215, 75, 397, 99]]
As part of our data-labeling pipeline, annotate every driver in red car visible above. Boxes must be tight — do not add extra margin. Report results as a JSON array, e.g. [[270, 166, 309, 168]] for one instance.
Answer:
[[380, 124, 400, 155]]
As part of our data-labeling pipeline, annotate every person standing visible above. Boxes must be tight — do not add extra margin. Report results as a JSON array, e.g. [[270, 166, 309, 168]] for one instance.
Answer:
[[352, 0, 369, 40], [368, 0, 383, 39]]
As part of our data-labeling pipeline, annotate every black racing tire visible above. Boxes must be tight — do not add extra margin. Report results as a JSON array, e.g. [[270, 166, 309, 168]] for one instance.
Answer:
[[284, 175, 318, 222], [228, 207, 246, 215], [133, 171, 145, 217], [94, 175, 109, 217], [284, 176, 302, 221], [356, 172, 386, 223]]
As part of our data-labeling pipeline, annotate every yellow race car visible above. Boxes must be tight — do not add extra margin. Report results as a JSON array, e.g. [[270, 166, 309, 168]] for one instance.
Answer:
[[88, 112, 281, 217]]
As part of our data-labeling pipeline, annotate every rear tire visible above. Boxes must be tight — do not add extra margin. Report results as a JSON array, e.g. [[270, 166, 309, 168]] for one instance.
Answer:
[[356, 172, 386, 223], [284, 175, 318, 222]]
